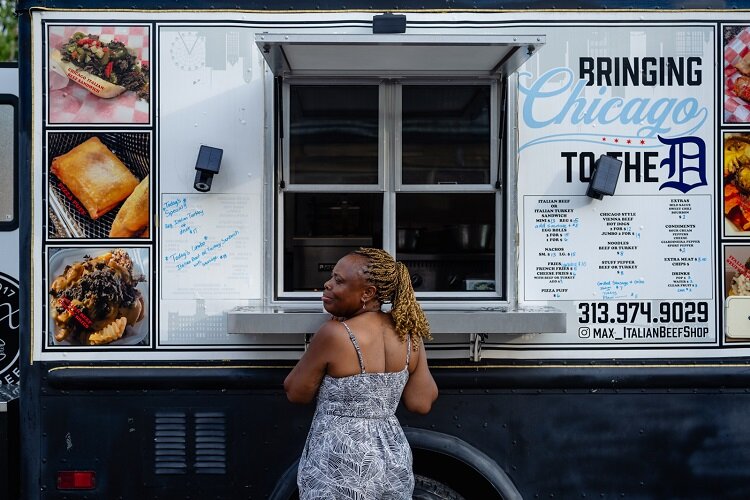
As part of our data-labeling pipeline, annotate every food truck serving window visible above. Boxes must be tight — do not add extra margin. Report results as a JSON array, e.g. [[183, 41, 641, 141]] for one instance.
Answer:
[[257, 34, 544, 298]]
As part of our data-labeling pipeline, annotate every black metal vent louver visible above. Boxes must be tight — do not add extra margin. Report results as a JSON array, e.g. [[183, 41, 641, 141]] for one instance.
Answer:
[[193, 411, 227, 474], [154, 411, 188, 475]]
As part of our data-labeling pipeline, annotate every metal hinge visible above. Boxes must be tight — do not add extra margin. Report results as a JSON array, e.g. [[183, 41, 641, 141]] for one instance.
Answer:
[[469, 333, 487, 362]]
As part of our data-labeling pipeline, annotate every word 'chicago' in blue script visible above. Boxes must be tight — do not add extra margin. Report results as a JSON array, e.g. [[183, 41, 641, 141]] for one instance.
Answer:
[[520, 56, 707, 136]]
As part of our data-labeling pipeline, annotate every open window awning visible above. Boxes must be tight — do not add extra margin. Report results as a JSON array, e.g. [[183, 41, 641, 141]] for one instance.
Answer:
[[255, 33, 545, 77]]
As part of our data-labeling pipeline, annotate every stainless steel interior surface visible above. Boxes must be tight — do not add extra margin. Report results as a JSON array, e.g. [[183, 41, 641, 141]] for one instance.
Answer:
[[401, 258, 440, 291], [397, 228, 421, 252], [450, 223, 494, 251], [292, 237, 373, 290]]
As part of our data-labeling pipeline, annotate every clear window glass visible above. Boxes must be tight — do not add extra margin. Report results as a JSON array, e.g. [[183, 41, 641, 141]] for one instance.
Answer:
[[401, 85, 491, 185], [283, 192, 383, 291], [289, 85, 379, 185], [396, 193, 495, 292], [0, 99, 16, 231]]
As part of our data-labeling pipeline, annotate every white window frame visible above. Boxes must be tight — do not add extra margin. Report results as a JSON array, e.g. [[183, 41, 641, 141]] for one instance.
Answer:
[[275, 77, 504, 302]]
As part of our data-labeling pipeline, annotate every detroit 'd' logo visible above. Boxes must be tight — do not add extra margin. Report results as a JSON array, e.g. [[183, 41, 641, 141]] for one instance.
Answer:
[[0, 272, 20, 386]]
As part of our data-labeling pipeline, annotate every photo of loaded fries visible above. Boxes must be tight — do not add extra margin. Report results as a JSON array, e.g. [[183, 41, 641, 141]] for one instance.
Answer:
[[48, 25, 150, 124], [723, 132, 750, 235], [47, 247, 149, 346]]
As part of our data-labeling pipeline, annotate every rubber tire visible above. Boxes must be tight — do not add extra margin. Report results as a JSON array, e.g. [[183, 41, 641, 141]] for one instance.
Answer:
[[413, 474, 466, 500]]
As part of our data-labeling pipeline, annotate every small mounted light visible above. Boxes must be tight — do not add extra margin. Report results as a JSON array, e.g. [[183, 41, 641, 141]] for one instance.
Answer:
[[194, 145, 224, 193], [373, 13, 406, 34], [586, 154, 622, 200]]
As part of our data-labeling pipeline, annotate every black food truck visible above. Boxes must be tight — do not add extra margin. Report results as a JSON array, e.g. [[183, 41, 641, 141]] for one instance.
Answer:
[[0, 61, 20, 500], [11, 0, 750, 498]]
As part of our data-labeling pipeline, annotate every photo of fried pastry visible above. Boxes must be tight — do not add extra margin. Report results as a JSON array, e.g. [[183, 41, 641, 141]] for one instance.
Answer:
[[48, 25, 150, 124], [48, 132, 150, 239], [110, 176, 150, 238], [48, 247, 149, 346], [723, 133, 750, 235]]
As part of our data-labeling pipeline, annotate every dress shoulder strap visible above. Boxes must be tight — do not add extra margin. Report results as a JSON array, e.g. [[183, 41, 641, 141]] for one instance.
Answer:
[[405, 335, 412, 370], [341, 321, 366, 374]]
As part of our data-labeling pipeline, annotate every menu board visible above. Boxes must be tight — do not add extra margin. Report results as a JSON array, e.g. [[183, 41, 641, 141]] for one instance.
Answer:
[[523, 195, 712, 301], [516, 24, 719, 347]]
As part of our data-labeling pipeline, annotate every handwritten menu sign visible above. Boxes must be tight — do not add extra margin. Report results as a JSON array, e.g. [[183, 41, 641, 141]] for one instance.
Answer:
[[523, 195, 712, 301], [161, 194, 253, 299]]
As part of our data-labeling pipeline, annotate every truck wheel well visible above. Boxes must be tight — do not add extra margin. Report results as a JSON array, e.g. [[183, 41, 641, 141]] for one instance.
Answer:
[[412, 448, 501, 499], [405, 427, 521, 500], [270, 428, 520, 500]]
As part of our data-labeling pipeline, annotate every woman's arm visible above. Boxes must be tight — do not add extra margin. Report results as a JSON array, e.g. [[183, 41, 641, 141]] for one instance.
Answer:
[[283, 321, 339, 404], [402, 341, 438, 414]]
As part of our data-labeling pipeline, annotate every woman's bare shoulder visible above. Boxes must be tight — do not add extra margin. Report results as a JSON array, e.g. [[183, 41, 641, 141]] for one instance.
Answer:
[[310, 319, 353, 352]]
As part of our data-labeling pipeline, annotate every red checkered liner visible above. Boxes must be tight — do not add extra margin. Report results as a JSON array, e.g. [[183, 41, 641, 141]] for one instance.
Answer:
[[48, 26, 150, 124], [725, 27, 750, 123]]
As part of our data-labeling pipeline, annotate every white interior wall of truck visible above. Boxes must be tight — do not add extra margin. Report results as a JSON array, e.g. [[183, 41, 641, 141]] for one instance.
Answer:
[[26, 10, 750, 361]]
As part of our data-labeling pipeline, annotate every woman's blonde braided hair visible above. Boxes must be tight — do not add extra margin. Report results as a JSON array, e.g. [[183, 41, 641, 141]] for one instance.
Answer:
[[353, 247, 431, 348]]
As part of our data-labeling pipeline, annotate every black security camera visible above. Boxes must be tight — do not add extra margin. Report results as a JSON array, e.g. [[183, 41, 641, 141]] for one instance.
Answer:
[[194, 145, 224, 192]]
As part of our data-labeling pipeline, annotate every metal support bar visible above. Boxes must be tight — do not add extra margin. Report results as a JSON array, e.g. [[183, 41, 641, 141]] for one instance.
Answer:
[[470, 333, 487, 362]]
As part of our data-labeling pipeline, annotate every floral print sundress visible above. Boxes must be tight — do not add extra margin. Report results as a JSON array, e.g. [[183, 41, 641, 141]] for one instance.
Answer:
[[297, 321, 413, 500]]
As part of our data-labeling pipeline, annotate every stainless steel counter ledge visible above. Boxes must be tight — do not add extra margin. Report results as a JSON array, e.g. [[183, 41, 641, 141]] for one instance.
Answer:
[[226, 307, 565, 334]]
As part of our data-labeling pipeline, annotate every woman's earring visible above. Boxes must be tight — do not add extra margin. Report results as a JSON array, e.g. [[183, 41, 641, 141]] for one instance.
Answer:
[[361, 298, 367, 310]]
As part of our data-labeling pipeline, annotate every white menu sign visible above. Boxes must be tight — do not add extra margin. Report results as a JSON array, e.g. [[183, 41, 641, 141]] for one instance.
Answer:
[[523, 195, 712, 301], [161, 193, 254, 299]]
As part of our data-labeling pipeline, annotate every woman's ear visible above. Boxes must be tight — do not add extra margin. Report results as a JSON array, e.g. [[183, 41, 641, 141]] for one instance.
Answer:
[[362, 284, 377, 302]]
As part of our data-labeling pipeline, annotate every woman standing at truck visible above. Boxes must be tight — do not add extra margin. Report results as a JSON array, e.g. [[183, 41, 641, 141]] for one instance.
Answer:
[[284, 247, 438, 499]]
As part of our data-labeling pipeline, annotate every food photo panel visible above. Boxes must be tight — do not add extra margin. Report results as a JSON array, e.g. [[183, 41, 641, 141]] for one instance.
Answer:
[[723, 132, 750, 236], [724, 25, 750, 123], [47, 25, 150, 124], [724, 245, 750, 341], [47, 247, 150, 347], [47, 131, 151, 239]]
